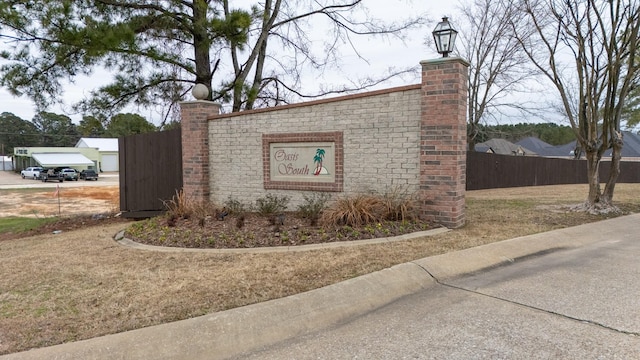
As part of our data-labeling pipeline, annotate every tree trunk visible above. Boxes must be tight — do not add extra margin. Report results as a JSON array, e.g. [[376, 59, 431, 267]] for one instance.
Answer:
[[245, 0, 271, 110], [467, 133, 476, 151], [193, 0, 213, 97], [602, 133, 623, 205], [584, 150, 602, 206], [231, 0, 281, 112]]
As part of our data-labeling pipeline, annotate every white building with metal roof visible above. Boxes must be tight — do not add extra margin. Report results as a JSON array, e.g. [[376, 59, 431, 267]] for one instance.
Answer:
[[75, 138, 119, 171]]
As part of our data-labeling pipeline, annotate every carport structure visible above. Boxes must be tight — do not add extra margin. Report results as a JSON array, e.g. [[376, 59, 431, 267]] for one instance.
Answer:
[[32, 153, 95, 168], [13, 147, 100, 172]]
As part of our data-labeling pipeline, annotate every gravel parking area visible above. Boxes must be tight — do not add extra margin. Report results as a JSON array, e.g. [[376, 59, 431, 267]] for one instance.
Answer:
[[0, 170, 119, 189]]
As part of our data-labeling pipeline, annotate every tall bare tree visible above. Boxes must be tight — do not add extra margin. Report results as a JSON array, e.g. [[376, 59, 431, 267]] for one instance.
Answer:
[[458, 0, 535, 150], [220, 0, 426, 112], [514, 0, 640, 212]]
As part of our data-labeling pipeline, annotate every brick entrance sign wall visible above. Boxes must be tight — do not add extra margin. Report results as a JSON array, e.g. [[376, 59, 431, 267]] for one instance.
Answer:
[[180, 57, 469, 228]]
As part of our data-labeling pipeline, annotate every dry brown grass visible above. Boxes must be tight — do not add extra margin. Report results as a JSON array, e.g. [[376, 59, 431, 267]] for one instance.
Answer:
[[1, 184, 640, 355]]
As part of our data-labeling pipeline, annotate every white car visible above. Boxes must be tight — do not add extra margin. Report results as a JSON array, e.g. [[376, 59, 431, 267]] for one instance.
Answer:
[[20, 167, 44, 179]]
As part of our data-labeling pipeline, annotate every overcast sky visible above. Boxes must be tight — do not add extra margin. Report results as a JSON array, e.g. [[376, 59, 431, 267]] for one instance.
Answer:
[[0, 1, 458, 125]]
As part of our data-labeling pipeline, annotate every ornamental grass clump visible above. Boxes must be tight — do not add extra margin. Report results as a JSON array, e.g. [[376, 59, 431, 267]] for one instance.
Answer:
[[162, 189, 217, 227], [162, 189, 193, 219], [320, 194, 386, 227], [321, 190, 419, 227], [381, 186, 419, 221]]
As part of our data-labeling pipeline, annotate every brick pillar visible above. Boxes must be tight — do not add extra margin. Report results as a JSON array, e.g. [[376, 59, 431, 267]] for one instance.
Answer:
[[420, 57, 469, 229], [180, 101, 220, 204]]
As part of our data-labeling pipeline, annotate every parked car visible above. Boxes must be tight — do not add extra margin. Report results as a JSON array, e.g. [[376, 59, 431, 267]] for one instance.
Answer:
[[60, 168, 79, 181], [79, 169, 99, 181], [20, 167, 43, 179], [39, 168, 64, 182]]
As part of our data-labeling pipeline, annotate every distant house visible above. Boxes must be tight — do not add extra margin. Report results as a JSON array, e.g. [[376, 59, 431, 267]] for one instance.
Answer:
[[475, 138, 536, 156], [515, 132, 640, 161], [616, 131, 640, 160], [515, 137, 574, 158], [75, 138, 119, 172]]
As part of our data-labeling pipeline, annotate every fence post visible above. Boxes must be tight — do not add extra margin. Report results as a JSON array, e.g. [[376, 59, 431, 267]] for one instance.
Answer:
[[420, 57, 469, 228], [180, 101, 220, 204]]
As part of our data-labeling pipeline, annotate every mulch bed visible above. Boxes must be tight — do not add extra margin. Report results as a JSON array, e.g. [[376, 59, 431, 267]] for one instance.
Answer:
[[124, 212, 437, 249]]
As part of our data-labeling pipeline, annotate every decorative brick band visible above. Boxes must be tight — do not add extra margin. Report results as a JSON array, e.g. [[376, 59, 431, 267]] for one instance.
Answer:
[[419, 57, 469, 228], [263, 132, 344, 192], [180, 100, 220, 203]]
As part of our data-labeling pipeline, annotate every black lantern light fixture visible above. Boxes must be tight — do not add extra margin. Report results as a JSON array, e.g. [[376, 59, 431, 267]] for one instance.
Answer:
[[432, 17, 458, 58]]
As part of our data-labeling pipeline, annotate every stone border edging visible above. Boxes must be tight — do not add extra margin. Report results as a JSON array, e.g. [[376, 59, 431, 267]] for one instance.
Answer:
[[114, 227, 451, 253]]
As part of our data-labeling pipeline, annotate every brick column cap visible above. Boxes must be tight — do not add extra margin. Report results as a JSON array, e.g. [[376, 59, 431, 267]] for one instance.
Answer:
[[179, 100, 222, 107], [420, 56, 470, 67]]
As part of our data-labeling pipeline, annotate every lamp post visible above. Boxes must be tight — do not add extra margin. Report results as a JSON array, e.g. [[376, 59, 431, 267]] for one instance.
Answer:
[[432, 17, 458, 58]]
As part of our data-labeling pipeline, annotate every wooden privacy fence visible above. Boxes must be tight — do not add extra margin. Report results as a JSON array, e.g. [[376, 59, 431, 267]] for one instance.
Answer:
[[467, 151, 640, 190], [119, 129, 183, 218]]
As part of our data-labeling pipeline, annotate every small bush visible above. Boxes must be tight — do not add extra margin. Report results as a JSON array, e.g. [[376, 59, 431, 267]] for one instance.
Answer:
[[297, 192, 331, 226], [224, 197, 248, 215], [235, 214, 245, 229], [255, 194, 290, 216]]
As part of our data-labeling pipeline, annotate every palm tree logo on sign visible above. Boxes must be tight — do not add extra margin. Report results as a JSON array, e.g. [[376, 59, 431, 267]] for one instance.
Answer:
[[313, 148, 329, 175]]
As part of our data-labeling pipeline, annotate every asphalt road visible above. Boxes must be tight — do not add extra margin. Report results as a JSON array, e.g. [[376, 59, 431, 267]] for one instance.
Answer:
[[233, 221, 640, 359]]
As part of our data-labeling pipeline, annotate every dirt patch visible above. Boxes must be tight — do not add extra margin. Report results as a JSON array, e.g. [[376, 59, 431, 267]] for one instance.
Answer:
[[0, 186, 119, 218]]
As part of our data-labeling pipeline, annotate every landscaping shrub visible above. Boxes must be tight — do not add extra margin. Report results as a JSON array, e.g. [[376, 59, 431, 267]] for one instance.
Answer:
[[224, 197, 248, 215], [297, 192, 332, 226], [255, 193, 289, 226], [255, 194, 290, 216]]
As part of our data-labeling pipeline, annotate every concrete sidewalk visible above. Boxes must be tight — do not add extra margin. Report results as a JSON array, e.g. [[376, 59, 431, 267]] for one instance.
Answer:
[[3, 213, 638, 360]]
